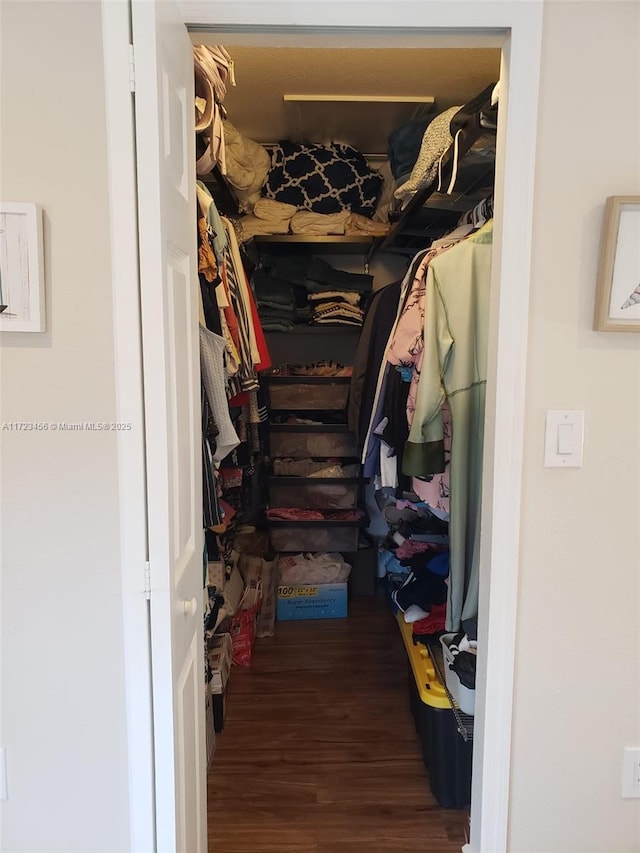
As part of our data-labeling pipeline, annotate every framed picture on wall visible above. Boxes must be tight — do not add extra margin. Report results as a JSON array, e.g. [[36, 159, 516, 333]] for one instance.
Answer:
[[0, 202, 46, 333], [593, 195, 640, 333]]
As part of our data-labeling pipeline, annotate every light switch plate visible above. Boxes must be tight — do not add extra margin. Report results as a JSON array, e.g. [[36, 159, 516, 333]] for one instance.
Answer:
[[544, 410, 585, 467]]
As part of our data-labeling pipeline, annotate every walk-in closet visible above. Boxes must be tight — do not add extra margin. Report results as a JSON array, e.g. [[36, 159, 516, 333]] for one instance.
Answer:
[[194, 37, 501, 851]]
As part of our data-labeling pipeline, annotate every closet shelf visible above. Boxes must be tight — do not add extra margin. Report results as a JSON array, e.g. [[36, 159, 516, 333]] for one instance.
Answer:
[[264, 325, 361, 335], [371, 128, 496, 259], [252, 235, 375, 255]]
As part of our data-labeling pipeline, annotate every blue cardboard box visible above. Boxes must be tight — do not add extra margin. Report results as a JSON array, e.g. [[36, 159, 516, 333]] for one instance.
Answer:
[[276, 583, 348, 621]]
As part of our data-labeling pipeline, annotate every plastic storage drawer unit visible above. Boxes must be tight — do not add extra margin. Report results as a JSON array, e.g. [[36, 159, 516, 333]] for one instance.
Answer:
[[266, 376, 351, 411], [344, 537, 377, 596], [269, 425, 357, 458], [268, 477, 361, 509], [397, 615, 473, 809], [269, 521, 361, 553]]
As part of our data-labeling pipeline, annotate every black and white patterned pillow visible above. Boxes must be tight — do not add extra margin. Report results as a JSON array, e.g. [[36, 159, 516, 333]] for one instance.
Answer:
[[264, 141, 382, 216]]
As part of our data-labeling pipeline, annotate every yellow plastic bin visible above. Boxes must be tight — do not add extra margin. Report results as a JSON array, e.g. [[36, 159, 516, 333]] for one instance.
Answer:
[[396, 614, 473, 809]]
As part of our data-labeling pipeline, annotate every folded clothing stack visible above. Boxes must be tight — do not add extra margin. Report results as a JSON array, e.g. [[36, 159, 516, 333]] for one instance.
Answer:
[[377, 534, 451, 637], [253, 269, 295, 332], [310, 292, 364, 326], [304, 258, 369, 327], [304, 257, 372, 293], [378, 489, 450, 531], [234, 199, 298, 241], [288, 210, 390, 237], [290, 210, 351, 236], [259, 256, 373, 328], [391, 551, 450, 628]]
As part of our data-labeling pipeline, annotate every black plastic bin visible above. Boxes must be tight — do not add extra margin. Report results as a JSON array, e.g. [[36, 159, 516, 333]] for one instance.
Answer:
[[407, 663, 473, 808]]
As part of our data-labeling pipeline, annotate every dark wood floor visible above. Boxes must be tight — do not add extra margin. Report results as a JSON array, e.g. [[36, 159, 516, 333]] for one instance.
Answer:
[[208, 595, 467, 852]]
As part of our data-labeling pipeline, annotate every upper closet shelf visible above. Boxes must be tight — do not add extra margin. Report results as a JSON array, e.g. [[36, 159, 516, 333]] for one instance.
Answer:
[[372, 127, 496, 258]]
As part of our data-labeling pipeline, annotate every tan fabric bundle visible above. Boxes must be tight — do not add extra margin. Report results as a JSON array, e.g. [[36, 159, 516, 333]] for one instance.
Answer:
[[253, 198, 298, 222], [290, 210, 350, 235], [345, 212, 390, 236], [234, 216, 291, 242]]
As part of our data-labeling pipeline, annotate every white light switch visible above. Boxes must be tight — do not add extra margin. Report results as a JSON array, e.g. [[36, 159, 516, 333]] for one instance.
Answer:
[[544, 410, 584, 467], [557, 422, 573, 455]]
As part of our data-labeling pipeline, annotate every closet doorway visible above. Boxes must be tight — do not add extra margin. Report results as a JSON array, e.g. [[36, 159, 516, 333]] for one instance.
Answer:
[[194, 30, 499, 852], [104, 3, 543, 852]]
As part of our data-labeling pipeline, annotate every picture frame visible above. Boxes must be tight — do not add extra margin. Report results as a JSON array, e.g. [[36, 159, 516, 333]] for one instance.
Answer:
[[593, 195, 640, 333], [0, 202, 46, 333]]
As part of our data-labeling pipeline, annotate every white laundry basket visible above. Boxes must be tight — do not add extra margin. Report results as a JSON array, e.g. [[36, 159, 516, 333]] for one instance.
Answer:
[[439, 633, 476, 716]]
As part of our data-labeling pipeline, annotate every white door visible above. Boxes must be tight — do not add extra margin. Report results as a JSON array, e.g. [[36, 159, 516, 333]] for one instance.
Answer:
[[131, 2, 205, 851]]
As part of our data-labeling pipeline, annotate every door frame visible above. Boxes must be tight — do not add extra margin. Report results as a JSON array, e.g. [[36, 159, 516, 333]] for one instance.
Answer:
[[102, 3, 156, 852], [103, 2, 543, 851]]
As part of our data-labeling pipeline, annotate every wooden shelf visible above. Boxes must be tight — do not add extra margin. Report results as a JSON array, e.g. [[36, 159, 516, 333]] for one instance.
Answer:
[[371, 128, 496, 259], [253, 235, 375, 255], [264, 325, 361, 335]]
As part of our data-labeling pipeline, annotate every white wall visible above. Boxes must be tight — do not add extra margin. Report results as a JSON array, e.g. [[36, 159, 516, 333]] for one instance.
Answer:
[[509, 3, 640, 851], [0, 2, 131, 851]]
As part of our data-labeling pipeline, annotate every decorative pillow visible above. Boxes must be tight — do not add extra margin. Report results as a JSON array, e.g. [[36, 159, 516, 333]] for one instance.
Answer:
[[264, 141, 382, 217]]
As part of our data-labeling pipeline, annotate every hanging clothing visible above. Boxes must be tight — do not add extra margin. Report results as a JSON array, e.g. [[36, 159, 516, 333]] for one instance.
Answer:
[[359, 250, 431, 466], [198, 217, 218, 283], [194, 45, 235, 177], [196, 180, 229, 266], [348, 281, 402, 442], [199, 274, 223, 336], [214, 273, 241, 379], [199, 325, 240, 463], [201, 381, 223, 529], [409, 401, 451, 517], [386, 242, 456, 517], [220, 246, 258, 393], [404, 220, 493, 631]]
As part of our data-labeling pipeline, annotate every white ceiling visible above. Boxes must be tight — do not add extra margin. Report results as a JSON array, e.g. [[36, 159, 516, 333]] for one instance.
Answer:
[[193, 45, 501, 155]]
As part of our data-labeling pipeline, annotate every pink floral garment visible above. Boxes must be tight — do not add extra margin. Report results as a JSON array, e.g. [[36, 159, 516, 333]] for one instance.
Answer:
[[386, 246, 453, 517]]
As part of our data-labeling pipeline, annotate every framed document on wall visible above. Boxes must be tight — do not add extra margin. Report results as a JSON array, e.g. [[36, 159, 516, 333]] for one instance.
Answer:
[[593, 195, 640, 333], [0, 202, 46, 333]]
